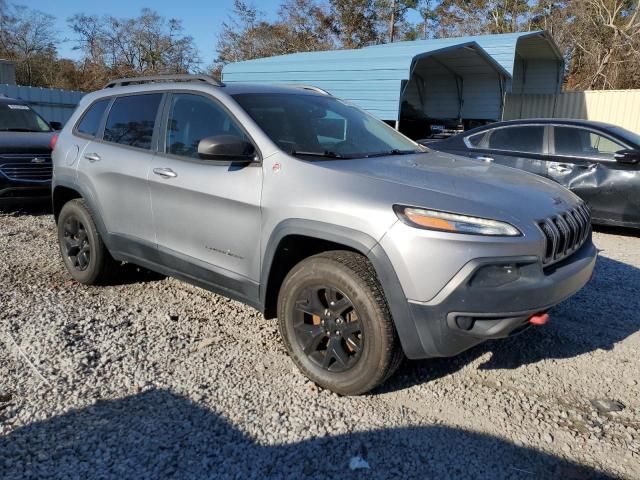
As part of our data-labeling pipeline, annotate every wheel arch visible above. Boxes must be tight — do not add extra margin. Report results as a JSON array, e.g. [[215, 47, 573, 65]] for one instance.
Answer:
[[260, 220, 426, 358], [52, 180, 110, 248], [52, 185, 82, 222]]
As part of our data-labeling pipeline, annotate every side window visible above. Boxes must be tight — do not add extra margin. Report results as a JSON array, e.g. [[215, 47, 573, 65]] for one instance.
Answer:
[[554, 127, 624, 160], [76, 99, 110, 137], [166, 93, 246, 158], [488, 126, 544, 153], [103, 94, 162, 149]]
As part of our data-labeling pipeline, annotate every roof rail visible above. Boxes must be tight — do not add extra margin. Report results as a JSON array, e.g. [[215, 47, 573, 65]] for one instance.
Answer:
[[104, 74, 224, 89], [284, 84, 331, 96]]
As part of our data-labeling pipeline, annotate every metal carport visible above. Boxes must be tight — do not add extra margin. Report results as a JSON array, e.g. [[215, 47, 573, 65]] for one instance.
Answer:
[[222, 31, 563, 137]]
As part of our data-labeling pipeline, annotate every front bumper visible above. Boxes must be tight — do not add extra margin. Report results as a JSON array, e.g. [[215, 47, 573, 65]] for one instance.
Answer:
[[0, 185, 51, 199], [402, 239, 597, 358]]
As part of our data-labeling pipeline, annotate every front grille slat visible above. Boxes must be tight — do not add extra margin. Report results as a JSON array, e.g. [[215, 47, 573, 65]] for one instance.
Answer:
[[538, 203, 592, 266], [0, 159, 52, 182]]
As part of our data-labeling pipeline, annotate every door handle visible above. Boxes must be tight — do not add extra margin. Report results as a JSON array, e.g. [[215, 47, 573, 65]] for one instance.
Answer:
[[475, 155, 494, 162], [549, 163, 572, 173], [84, 153, 101, 162], [153, 167, 178, 179]]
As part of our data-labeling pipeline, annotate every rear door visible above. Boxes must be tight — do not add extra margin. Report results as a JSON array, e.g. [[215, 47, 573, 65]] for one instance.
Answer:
[[149, 92, 262, 290], [76, 93, 163, 246], [548, 125, 640, 226], [463, 124, 549, 176]]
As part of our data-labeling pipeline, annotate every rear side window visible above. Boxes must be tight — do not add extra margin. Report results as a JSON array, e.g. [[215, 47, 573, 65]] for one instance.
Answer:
[[104, 94, 162, 149], [76, 99, 110, 137], [488, 126, 544, 154]]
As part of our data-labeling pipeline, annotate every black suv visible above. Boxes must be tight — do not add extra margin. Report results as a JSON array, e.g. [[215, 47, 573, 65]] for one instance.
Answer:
[[0, 96, 58, 199]]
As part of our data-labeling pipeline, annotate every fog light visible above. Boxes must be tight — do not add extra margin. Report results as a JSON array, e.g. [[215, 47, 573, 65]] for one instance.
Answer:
[[470, 264, 520, 288], [456, 316, 474, 331]]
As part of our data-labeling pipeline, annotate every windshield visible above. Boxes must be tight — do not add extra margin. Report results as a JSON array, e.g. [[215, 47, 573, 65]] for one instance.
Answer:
[[232, 92, 423, 158], [608, 125, 640, 148], [0, 102, 51, 132]]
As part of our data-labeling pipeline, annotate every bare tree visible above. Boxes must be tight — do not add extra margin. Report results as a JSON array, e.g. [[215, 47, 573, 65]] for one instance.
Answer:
[[0, 4, 59, 86], [69, 8, 200, 90], [564, 0, 640, 89]]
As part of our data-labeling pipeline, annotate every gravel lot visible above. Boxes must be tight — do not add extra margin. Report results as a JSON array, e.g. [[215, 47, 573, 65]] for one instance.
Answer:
[[1, 202, 639, 479]]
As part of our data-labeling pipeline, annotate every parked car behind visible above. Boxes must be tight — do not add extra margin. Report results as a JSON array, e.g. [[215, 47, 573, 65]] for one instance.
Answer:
[[0, 96, 59, 200], [427, 119, 640, 229], [52, 76, 596, 395]]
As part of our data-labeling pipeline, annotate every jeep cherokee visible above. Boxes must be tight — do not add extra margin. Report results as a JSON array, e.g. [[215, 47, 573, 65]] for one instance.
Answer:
[[52, 75, 597, 395]]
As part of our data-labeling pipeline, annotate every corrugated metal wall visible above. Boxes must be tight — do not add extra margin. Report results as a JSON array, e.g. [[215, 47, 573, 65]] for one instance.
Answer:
[[0, 84, 85, 124], [224, 32, 561, 122], [504, 90, 640, 135]]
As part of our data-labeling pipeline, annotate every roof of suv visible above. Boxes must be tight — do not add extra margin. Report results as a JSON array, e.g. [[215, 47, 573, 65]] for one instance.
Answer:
[[100, 79, 329, 98]]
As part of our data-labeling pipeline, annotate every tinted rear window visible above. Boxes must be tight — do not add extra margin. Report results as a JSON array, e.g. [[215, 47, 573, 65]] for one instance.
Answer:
[[488, 126, 544, 153], [104, 94, 162, 149], [76, 99, 110, 137]]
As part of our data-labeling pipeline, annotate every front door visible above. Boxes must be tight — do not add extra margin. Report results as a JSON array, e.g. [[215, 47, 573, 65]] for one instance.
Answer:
[[149, 92, 262, 290], [76, 93, 163, 245], [548, 125, 640, 226]]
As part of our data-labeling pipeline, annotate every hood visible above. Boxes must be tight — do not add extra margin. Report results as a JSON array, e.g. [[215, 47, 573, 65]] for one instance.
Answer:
[[0, 131, 54, 155], [316, 151, 580, 222]]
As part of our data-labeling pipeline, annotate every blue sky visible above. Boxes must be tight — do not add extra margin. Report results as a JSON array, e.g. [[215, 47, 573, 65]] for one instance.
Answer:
[[28, 0, 425, 67], [27, 0, 284, 66]]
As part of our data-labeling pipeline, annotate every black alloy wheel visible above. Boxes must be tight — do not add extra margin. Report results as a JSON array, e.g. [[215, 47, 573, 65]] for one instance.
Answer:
[[63, 216, 91, 271], [293, 285, 364, 372]]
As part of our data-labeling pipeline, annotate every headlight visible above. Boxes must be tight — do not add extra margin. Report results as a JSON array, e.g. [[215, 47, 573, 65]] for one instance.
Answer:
[[393, 205, 521, 236]]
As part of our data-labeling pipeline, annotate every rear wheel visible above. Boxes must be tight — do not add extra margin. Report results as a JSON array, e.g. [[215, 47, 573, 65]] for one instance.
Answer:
[[277, 250, 403, 395], [57, 199, 117, 285]]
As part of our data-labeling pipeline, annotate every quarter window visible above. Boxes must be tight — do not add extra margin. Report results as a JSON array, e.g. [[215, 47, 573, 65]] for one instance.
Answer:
[[165, 93, 246, 159], [465, 131, 488, 148], [487, 126, 544, 154], [76, 99, 110, 137], [103, 94, 162, 149], [554, 127, 624, 160]]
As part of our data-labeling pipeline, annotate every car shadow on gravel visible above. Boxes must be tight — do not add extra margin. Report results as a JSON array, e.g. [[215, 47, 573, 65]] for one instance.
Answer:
[[0, 198, 52, 216], [0, 389, 614, 479], [384, 255, 640, 391]]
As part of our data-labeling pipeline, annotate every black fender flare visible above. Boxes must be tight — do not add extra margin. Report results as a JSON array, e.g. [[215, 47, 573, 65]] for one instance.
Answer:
[[260, 219, 429, 358]]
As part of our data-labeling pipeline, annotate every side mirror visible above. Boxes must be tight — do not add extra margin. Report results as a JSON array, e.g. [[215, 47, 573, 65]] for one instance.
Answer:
[[49, 121, 62, 131], [197, 135, 256, 162], [614, 149, 640, 165]]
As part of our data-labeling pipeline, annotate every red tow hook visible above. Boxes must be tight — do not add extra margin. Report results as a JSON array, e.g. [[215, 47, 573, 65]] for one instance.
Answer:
[[529, 312, 550, 326]]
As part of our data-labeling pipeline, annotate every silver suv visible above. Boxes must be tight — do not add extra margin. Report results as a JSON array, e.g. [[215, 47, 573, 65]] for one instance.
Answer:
[[52, 75, 597, 395]]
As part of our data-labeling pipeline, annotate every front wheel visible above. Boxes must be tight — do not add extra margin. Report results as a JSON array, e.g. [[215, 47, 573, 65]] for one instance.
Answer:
[[277, 251, 403, 395], [57, 199, 117, 285]]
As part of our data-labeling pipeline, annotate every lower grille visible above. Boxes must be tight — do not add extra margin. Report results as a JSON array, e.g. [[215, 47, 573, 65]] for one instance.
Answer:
[[538, 203, 591, 265], [0, 156, 52, 182]]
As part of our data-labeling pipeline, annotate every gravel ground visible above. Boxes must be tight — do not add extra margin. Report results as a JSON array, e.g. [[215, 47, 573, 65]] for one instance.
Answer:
[[1, 202, 639, 479]]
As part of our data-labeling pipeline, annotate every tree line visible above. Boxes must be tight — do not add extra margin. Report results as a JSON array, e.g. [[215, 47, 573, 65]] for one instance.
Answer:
[[1, 0, 638, 92]]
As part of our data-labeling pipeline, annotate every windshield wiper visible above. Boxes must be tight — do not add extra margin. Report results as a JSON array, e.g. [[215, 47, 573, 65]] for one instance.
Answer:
[[290, 150, 347, 159], [363, 149, 422, 158]]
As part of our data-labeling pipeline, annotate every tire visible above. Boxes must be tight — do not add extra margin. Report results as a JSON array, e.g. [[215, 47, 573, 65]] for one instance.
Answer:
[[56, 199, 117, 285], [277, 250, 403, 395]]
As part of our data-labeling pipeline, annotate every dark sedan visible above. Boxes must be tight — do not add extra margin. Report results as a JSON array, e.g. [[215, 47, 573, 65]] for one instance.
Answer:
[[0, 97, 58, 200], [428, 119, 640, 229]]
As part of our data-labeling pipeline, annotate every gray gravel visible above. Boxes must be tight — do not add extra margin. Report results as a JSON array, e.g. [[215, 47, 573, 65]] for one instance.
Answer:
[[1, 203, 639, 479]]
